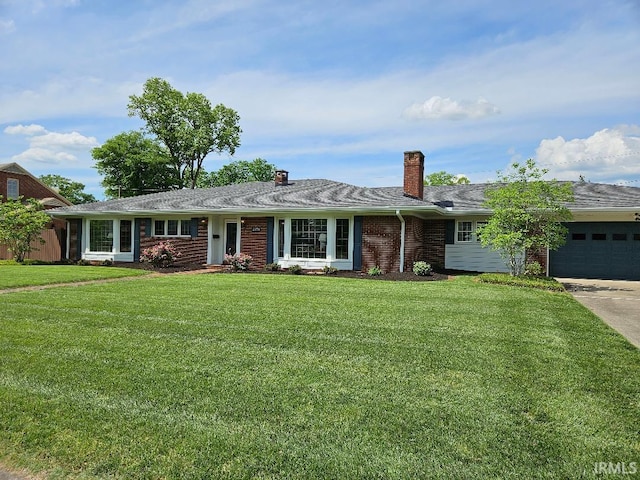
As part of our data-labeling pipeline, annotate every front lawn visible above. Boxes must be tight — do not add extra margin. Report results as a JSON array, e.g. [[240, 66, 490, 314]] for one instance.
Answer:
[[0, 263, 150, 289], [0, 274, 638, 478]]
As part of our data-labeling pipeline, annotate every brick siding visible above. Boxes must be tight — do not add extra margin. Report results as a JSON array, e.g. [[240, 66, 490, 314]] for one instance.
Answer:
[[239, 217, 268, 269], [140, 221, 208, 266], [423, 219, 446, 270]]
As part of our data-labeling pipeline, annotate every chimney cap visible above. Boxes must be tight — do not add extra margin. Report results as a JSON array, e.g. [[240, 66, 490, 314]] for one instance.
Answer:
[[275, 169, 289, 186]]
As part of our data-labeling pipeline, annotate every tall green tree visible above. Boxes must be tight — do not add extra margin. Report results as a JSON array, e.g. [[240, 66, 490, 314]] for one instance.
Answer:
[[128, 77, 241, 189], [39, 174, 97, 204], [0, 197, 50, 262], [92, 131, 182, 198], [478, 159, 574, 276], [197, 158, 277, 188], [424, 171, 470, 185]]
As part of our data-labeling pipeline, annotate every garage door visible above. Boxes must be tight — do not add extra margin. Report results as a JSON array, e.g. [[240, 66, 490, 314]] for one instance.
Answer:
[[550, 222, 640, 280]]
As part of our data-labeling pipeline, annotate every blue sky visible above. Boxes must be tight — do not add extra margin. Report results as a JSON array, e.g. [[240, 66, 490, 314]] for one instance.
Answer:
[[1, 0, 639, 199]]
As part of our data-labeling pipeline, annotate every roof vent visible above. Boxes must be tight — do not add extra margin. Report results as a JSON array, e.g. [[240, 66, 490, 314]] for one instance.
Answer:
[[275, 170, 289, 186]]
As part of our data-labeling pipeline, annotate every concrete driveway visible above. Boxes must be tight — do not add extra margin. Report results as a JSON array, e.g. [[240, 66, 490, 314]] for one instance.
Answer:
[[558, 278, 640, 348]]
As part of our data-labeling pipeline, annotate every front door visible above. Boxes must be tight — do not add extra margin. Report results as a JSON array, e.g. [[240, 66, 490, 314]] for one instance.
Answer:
[[225, 221, 238, 256]]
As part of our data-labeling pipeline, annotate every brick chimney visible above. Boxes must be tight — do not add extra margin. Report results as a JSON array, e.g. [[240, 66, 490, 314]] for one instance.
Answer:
[[275, 170, 289, 186], [403, 150, 424, 200]]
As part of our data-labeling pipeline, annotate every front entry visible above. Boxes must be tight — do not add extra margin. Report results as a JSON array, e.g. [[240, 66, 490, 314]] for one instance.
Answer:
[[225, 221, 238, 256]]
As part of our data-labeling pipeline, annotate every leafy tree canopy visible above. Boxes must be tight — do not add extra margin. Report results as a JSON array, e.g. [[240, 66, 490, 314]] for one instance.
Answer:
[[478, 159, 574, 276], [39, 174, 97, 205], [128, 77, 241, 189], [0, 197, 50, 262], [424, 171, 470, 185], [197, 158, 277, 188], [92, 131, 182, 198]]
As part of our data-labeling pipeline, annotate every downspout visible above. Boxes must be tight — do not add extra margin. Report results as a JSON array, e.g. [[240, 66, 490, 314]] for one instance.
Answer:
[[396, 210, 405, 273]]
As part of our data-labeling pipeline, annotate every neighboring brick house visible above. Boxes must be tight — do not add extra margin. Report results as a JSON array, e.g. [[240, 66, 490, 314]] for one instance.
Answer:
[[0, 163, 72, 261], [50, 151, 640, 280]]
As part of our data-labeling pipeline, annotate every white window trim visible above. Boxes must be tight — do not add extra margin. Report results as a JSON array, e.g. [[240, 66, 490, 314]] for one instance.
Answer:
[[152, 219, 192, 237], [276, 216, 353, 263], [456, 220, 489, 244], [456, 221, 474, 243], [7, 178, 19, 199], [82, 218, 134, 262]]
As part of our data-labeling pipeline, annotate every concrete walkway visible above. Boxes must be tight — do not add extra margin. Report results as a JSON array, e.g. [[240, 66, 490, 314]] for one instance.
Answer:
[[559, 278, 640, 348]]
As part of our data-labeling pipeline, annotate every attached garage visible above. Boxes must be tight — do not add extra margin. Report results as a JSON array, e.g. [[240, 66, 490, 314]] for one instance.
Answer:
[[550, 222, 640, 280]]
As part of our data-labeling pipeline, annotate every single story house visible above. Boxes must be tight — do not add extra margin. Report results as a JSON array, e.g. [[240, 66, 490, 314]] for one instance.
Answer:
[[0, 162, 72, 262], [50, 151, 640, 280]]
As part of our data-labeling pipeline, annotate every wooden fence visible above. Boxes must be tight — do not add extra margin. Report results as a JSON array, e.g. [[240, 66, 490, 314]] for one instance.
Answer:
[[0, 228, 65, 262]]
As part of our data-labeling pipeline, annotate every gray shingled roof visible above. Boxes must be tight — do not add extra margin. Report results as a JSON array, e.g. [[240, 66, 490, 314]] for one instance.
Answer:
[[49, 179, 640, 217]]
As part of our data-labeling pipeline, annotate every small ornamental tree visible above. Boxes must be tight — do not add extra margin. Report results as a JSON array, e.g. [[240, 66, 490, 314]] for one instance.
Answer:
[[478, 159, 574, 276], [0, 197, 51, 262]]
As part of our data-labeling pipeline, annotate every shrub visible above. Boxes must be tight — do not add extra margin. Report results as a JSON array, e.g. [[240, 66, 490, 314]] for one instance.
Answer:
[[524, 261, 544, 276], [478, 273, 565, 292], [76, 259, 91, 266], [140, 241, 181, 268], [413, 261, 432, 276], [264, 262, 281, 272], [322, 266, 338, 275], [367, 266, 382, 276], [223, 252, 253, 271], [100, 259, 113, 267], [288, 264, 303, 275]]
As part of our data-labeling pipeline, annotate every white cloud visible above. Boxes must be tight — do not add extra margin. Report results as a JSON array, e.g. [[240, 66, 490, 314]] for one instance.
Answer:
[[4, 124, 98, 166], [4, 124, 47, 135], [12, 148, 77, 164], [535, 125, 640, 183], [403, 96, 501, 121]]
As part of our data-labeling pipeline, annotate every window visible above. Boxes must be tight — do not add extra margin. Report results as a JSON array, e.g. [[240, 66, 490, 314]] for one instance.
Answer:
[[634, 234, 640, 241], [291, 219, 327, 258], [278, 220, 285, 258], [612, 233, 627, 241], [120, 220, 132, 253], [572, 233, 586, 240], [335, 219, 349, 259], [154, 220, 165, 236], [7, 178, 19, 199], [89, 220, 113, 252], [153, 219, 191, 237], [457, 221, 473, 242], [592, 233, 607, 241]]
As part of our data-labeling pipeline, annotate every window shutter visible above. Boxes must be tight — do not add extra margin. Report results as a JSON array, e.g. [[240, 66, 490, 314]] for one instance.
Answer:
[[76, 219, 83, 260], [266, 217, 274, 264], [445, 219, 455, 245], [190, 218, 199, 239], [353, 216, 363, 271], [144, 218, 152, 237], [133, 218, 142, 261]]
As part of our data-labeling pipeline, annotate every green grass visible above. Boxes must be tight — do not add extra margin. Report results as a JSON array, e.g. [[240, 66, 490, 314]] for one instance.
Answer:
[[0, 264, 149, 289], [0, 274, 638, 479], [478, 272, 566, 291]]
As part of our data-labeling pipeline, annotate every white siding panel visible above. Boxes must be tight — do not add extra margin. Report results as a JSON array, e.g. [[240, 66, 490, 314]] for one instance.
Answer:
[[445, 243, 510, 273]]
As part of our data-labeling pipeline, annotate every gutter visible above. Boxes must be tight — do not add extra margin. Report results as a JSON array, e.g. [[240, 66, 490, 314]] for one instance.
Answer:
[[396, 209, 405, 273]]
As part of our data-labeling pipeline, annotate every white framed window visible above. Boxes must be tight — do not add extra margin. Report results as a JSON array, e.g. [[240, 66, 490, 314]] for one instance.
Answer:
[[291, 218, 328, 259], [89, 220, 113, 252], [276, 217, 352, 261], [153, 219, 191, 237], [457, 221, 473, 242], [7, 178, 19, 199]]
